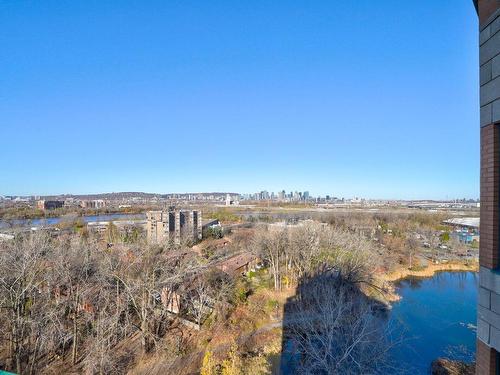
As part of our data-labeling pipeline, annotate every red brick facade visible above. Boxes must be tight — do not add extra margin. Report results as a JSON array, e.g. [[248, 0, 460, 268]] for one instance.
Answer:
[[478, 0, 500, 25], [477, 339, 498, 375], [480, 124, 500, 269]]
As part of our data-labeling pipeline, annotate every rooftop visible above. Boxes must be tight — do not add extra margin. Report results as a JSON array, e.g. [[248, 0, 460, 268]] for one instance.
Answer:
[[443, 217, 480, 229]]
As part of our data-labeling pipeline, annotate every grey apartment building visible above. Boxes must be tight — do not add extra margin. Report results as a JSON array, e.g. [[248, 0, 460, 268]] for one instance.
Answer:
[[146, 210, 202, 245]]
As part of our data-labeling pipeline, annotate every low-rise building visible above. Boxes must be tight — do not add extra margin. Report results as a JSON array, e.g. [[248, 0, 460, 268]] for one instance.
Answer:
[[37, 200, 64, 210], [443, 217, 480, 245], [215, 253, 260, 277], [225, 194, 239, 206], [80, 199, 106, 209]]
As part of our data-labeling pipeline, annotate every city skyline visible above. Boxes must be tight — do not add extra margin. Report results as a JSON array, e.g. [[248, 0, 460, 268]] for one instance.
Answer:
[[1, 1, 479, 200], [0, 189, 480, 202]]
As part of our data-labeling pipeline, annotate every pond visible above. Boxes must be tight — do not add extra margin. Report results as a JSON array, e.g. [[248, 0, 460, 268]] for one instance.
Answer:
[[390, 271, 477, 374], [278, 271, 478, 374]]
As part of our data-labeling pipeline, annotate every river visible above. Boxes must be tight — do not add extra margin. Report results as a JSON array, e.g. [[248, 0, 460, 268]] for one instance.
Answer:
[[0, 213, 146, 229]]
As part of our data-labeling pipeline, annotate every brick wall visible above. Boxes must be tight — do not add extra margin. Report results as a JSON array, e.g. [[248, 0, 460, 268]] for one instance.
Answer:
[[480, 124, 500, 269], [478, 0, 500, 26], [477, 339, 497, 375]]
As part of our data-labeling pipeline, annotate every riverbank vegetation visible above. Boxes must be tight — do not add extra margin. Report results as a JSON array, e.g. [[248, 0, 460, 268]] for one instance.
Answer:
[[0, 205, 149, 221]]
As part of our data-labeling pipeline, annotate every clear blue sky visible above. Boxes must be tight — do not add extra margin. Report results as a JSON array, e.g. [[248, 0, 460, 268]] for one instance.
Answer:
[[0, 1, 479, 199]]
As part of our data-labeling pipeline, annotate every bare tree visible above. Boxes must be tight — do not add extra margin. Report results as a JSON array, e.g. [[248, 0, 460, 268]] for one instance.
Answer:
[[187, 279, 212, 328], [406, 237, 419, 270], [284, 271, 397, 375], [111, 244, 189, 354], [288, 224, 321, 282], [83, 307, 132, 375], [255, 228, 288, 291], [0, 232, 51, 374], [256, 223, 380, 291], [319, 225, 380, 286], [49, 235, 102, 365]]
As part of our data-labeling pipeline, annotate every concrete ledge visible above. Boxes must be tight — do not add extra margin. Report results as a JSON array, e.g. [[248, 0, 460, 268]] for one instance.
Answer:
[[492, 291, 500, 314], [481, 25, 492, 46], [480, 286, 492, 309], [478, 304, 500, 331], [480, 74, 500, 106], [481, 28, 500, 65], [480, 267, 500, 294], [492, 98, 500, 122], [478, 318, 491, 343], [481, 60, 492, 85], [481, 103, 492, 126]]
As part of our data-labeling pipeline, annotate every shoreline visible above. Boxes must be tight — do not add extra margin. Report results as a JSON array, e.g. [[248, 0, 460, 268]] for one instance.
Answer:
[[383, 261, 479, 282], [377, 260, 479, 303], [0, 207, 148, 221]]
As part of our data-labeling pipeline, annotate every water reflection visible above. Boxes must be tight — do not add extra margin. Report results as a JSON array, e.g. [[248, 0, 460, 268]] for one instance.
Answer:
[[279, 271, 477, 374], [390, 272, 477, 374], [0, 213, 146, 229]]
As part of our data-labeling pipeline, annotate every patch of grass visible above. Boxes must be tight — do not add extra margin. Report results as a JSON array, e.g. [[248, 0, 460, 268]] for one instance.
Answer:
[[207, 209, 240, 223]]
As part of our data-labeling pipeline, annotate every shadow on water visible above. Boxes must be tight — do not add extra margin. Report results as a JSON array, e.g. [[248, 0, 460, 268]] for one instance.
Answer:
[[276, 270, 478, 374], [389, 271, 477, 374], [277, 269, 404, 375]]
